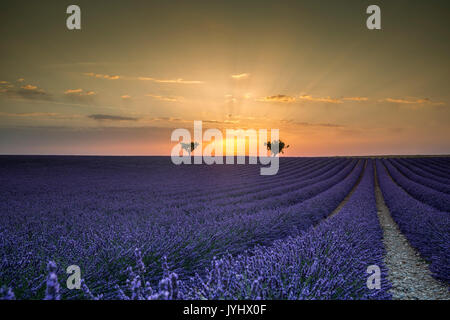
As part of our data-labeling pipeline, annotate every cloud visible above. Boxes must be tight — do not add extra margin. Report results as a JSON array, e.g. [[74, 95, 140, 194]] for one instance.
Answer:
[[298, 95, 342, 104], [84, 72, 120, 80], [64, 88, 97, 103], [17, 78, 25, 82], [145, 94, 179, 102], [147, 116, 185, 123], [0, 81, 14, 92], [0, 112, 81, 119], [83, 72, 203, 84], [64, 89, 96, 96], [231, 73, 250, 80], [22, 84, 37, 90], [138, 77, 203, 84], [342, 97, 369, 102], [257, 94, 297, 103], [0, 112, 58, 118], [281, 119, 345, 128], [381, 97, 445, 105], [383, 98, 427, 104], [64, 89, 82, 94], [202, 119, 240, 125], [121, 95, 132, 99], [88, 114, 139, 121], [256, 94, 367, 104], [1, 84, 53, 101]]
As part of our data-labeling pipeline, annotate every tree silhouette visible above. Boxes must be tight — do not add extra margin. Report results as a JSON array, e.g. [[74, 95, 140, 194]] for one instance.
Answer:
[[264, 140, 289, 156], [180, 142, 199, 155]]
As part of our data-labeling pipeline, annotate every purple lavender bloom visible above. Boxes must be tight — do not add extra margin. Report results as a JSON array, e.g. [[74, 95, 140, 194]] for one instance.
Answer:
[[44, 261, 60, 300], [0, 286, 15, 300], [0, 156, 446, 299], [376, 160, 450, 284]]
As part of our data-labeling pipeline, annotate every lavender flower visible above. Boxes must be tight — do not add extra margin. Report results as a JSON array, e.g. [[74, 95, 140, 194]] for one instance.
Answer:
[[0, 156, 446, 299], [44, 261, 60, 300], [0, 286, 15, 300]]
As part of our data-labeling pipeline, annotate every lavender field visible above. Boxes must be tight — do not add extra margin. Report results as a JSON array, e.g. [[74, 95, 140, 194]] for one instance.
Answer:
[[0, 156, 449, 300]]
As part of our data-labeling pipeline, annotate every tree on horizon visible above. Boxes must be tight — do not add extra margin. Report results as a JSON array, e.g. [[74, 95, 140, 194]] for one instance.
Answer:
[[265, 140, 289, 156], [180, 142, 199, 155]]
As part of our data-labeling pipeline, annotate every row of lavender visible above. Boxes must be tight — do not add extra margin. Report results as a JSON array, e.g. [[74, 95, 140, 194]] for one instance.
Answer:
[[19, 160, 392, 300], [382, 159, 450, 212], [394, 159, 450, 186], [0, 156, 361, 299], [402, 157, 450, 180], [376, 160, 450, 284], [94, 158, 450, 299], [2, 156, 448, 299], [167, 158, 351, 214], [390, 159, 450, 191], [176, 161, 391, 300]]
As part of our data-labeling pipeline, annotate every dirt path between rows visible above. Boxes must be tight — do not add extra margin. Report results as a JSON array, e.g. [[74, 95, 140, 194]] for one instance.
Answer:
[[327, 159, 366, 219], [374, 162, 449, 300]]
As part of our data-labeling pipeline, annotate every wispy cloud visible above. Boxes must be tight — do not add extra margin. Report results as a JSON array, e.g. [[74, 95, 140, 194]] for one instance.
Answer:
[[342, 97, 368, 102], [1, 84, 53, 101], [22, 84, 37, 90], [231, 73, 250, 80], [381, 97, 445, 105], [0, 112, 58, 118], [203, 119, 240, 125], [148, 116, 184, 122], [83, 72, 204, 84], [298, 95, 343, 104], [121, 95, 132, 99], [145, 94, 179, 102], [138, 77, 203, 84], [0, 81, 14, 92], [0, 112, 81, 119], [257, 94, 368, 104], [280, 119, 346, 128], [84, 72, 120, 80], [88, 114, 139, 121], [64, 89, 96, 96], [64, 88, 97, 103], [257, 94, 297, 103]]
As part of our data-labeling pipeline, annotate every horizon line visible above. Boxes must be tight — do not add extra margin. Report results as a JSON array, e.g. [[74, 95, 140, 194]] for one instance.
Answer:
[[1, 154, 449, 158]]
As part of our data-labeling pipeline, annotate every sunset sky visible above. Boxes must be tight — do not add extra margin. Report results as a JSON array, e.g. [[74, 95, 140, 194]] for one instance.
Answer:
[[1, 0, 449, 156]]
